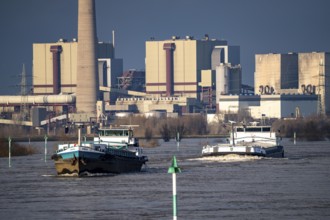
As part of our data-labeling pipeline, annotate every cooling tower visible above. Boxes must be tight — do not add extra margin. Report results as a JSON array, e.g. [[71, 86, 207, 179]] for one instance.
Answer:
[[76, 0, 99, 113]]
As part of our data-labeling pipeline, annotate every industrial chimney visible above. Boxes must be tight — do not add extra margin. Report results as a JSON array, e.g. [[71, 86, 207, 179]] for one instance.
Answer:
[[163, 43, 175, 97], [76, 0, 99, 113]]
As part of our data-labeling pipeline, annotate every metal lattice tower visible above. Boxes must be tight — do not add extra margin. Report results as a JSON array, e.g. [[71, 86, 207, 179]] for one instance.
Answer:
[[117, 70, 145, 91], [20, 63, 29, 121], [317, 58, 325, 116]]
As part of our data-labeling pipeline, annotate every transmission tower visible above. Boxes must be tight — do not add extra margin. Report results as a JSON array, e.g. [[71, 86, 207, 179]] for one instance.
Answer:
[[317, 58, 325, 116], [20, 64, 29, 121]]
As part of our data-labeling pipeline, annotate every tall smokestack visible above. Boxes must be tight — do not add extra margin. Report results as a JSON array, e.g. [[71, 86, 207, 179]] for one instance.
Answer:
[[50, 45, 62, 94], [163, 43, 175, 97], [76, 0, 99, 113]]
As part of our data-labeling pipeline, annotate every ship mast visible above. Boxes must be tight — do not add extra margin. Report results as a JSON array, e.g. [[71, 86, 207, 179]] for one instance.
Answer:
[[229, 120, 236, 146]]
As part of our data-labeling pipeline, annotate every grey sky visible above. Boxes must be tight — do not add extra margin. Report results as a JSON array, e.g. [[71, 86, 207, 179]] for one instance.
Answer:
[[0, 0, 329, 95]]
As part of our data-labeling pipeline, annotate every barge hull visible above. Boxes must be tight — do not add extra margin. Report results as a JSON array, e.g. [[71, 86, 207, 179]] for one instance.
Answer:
[[53, 155, 147, 176], [202, 146, 284, 158]]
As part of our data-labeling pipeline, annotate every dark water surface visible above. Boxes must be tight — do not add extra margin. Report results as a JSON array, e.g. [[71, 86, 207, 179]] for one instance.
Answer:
[[1, 138, 330, 220]]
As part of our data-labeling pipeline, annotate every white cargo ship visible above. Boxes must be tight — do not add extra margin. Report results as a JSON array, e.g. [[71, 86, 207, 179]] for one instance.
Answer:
[[202, 124, 284, 158]]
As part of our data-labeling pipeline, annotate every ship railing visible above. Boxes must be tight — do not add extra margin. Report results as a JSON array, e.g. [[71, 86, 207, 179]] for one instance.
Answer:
[[56, 143, 79, 153], [98, 140, 128, 149], [235, 136, 277, 145], [105, 147, 136, 158]]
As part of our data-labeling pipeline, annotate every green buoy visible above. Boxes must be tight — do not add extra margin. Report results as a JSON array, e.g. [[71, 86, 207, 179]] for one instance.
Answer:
[[168, 156, 181, 220]]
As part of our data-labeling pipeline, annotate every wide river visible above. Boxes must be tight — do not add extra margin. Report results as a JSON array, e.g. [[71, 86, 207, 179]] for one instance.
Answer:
[[1, 138, 330, 220]]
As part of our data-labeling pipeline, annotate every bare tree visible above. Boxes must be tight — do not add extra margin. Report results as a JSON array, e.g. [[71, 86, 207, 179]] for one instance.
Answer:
[[159, 122, 171, 142]]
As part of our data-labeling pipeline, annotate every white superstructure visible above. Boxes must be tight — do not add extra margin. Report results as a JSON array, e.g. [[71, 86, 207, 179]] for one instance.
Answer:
[[202, 125, 284, 158]]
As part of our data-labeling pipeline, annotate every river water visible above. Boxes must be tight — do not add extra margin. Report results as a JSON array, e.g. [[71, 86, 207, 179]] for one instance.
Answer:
[[1, 138, 330, 220]]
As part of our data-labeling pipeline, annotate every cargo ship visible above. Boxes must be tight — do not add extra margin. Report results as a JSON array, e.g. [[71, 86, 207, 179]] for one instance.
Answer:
[[51, 127, 148, 176], [202, 124, 284, 158]]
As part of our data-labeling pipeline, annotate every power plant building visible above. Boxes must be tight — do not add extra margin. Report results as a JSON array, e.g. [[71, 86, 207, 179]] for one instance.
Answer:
[[3, 0, 330, 128], [254, 52, 330, 115], [298, 52, 330, 115], [33, 40, 122, 100], [255, 53, 298, 95], [145, 36, 240, 99], [216, 63, 242, 102], [218, 94, 318, 119]]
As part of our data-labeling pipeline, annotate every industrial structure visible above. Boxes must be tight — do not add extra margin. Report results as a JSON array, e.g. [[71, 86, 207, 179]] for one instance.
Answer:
[[106, 35, 242, 114], [218, 52, 330, 118], [0, 0, 119, 128], [218, 94, 318, 119], [255, 53, 298, 95], [75, 0, 99, 113], [117, 69, 145, 92], [1, 0, 330, 132], [32, 40, 122, 107], [254, 52, 330, 115], [299, 52, 329, 115], [108, 35, 240, 113], [33, 40, 118, 95], [108, 96, 200, 113], [145, 35, 240, 99]]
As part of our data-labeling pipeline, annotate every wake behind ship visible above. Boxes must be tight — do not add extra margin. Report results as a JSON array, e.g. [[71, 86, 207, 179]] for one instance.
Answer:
[[51, 127, 148, 176]]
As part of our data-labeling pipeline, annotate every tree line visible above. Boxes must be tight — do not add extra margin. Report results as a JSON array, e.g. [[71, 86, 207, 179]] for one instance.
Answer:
[[114, 114, 330, 142]]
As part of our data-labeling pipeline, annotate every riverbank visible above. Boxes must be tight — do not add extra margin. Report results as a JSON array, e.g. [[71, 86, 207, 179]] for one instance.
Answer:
[[0, 140, 37, 157], [0, 134, 227, 143], [2, 115, 330, 144], [0, 133, 226, 157]]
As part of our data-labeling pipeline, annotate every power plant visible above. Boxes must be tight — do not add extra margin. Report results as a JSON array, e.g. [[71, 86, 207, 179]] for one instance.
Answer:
[[145, 36, 240, 99], [254, 52, 330, 115], [0, 0, 106, 128], [0, 0, 330, 131], [218, 52, 330, 119]]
